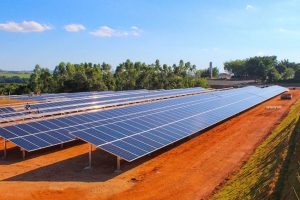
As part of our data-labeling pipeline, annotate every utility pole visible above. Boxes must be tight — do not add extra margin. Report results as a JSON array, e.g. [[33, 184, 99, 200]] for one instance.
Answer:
[[209, 62, 213, 79]]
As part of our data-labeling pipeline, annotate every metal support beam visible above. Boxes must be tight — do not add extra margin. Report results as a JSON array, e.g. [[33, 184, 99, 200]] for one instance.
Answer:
[[89, 144, 92, 168], [84, 144, 92, 169], [3, 139, 7, 159], [60, 143, 64, 148], [21, 149, 26, 160], [115, 156, 122, 173]]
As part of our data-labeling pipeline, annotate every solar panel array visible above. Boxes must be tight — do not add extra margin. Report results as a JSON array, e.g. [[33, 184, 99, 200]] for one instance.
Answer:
[[0, 87, 205, 122], [0, 86, 287, 161], [6, 90, 147, 101], [72, 86, 287, 161], [0, 107, 15, 113], [28, 87, 204, 112]]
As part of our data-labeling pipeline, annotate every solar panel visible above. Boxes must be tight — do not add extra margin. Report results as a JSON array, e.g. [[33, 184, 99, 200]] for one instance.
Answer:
[[95, 86, 287, 161], [0, 107, 21, 119], [28, 87, 204, 111], [0, 87, 205, 122], [7, 89, 147, 101], [0, 107, 15, 113], [0, 86, 287, 160], [0, 89, 216, 150], [0, 90, 152, 113]]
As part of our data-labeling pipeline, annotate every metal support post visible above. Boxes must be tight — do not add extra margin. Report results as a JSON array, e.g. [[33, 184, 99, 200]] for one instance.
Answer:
[[84, 144, 92, 169], [115, 156, 122, 173], [89, 144, 92, 168], [3, 139, 7, 159], [21, 148, 26, 160]]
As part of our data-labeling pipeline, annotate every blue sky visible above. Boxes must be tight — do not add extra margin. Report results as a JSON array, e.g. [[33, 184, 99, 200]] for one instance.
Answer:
[[0, 0, 300, 71]]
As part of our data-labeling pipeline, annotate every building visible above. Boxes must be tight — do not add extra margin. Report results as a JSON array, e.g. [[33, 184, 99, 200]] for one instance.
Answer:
[[218, 73, 232, 79]]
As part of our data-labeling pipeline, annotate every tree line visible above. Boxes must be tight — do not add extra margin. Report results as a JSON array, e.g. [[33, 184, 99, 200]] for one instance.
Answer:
[[3, 56, 298, 96], [1, 59, 217, 95], [224, 56, 300, 82]]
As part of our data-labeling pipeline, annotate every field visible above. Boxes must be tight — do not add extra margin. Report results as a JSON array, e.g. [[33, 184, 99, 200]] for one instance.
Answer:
[[0, 90, 299, 200], [0, 72, 31, 78]]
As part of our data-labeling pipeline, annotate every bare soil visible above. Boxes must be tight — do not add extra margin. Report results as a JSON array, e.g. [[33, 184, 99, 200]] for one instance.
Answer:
[[0, 99, 29, 105], [0, 90, 300, 200]]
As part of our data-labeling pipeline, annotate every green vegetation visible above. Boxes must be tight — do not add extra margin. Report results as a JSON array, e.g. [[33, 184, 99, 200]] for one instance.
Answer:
[[0, 59, 214, 95], [224, 56, 300, 83], [0, 71, 31, 79], [0, 71, 30, 85], [278, 120, 300, 200], [0, 83, 29, 95], [213, 99, 300, 200], [2, 56, 300, 95]]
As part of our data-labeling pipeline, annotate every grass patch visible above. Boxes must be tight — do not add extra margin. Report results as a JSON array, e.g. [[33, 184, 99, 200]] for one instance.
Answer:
[[213, 99, 300, 200], [0, 72, 31, 78], [277, 119, 300, 200]]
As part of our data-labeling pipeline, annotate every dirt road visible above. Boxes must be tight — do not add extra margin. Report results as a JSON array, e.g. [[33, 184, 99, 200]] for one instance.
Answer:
[[0, 90, 299, 200]]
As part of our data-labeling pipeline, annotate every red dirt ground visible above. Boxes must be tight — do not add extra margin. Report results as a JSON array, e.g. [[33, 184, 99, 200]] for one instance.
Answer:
[[0, 99, 29, 105], [0, 90, 300, 200]]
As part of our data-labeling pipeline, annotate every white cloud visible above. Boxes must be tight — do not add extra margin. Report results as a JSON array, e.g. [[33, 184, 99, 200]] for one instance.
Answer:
[[131, 26, 139, 30], [0, 20, 52, 32], [130, 26, 142, 36], [90, 26, 127, 37], [90, 26, 142, 37], [246, 4, 255, 10], [278, 27, 300, 35], [64, 24, 86, 32]]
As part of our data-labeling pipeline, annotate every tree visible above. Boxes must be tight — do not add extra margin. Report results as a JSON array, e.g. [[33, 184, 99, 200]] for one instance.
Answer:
[[6, 59, 211, 95], [212, 67, 219, 78], [28, 65, 54, 93], [282, 68, 295, 80], [224, 60, 247, 78], [39, 68, 54, 93], [267, 68, 281, 83], [66, 63, 75, 79], [275, 63, 287, 74], [53, 62, 67, 92], [101, 62, 115, 90], [64, 72, 88, 92], [294, 69, 300, 80], [28, 64, 42, 93], [245, 56, 276, 81]]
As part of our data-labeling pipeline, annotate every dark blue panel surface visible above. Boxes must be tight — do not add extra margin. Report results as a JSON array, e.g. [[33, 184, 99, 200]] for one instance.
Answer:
[[101, 143, 137, 161], [37, 133, 62, 144], [22, 135, 50, 148], [122, 137, 156, 152], [10, 138, 39, 151], [71, 131, 106, 146], [0, 86, 287, 158]]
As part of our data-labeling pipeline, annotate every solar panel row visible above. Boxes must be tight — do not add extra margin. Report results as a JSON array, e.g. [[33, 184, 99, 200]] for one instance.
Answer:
[[0, 86, 245, 150], [0, 107, 15, 113], [8, 88, 192, 102], [0, 89, 151, 111], [0, 86, 286, 160], [0, 88, 219, 151], [0, 107, 23, 119], [7, 89, 148, 101], [28, 87, 204, 111], [0, 87, 205, 122], [76, 86, 287, 161]]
